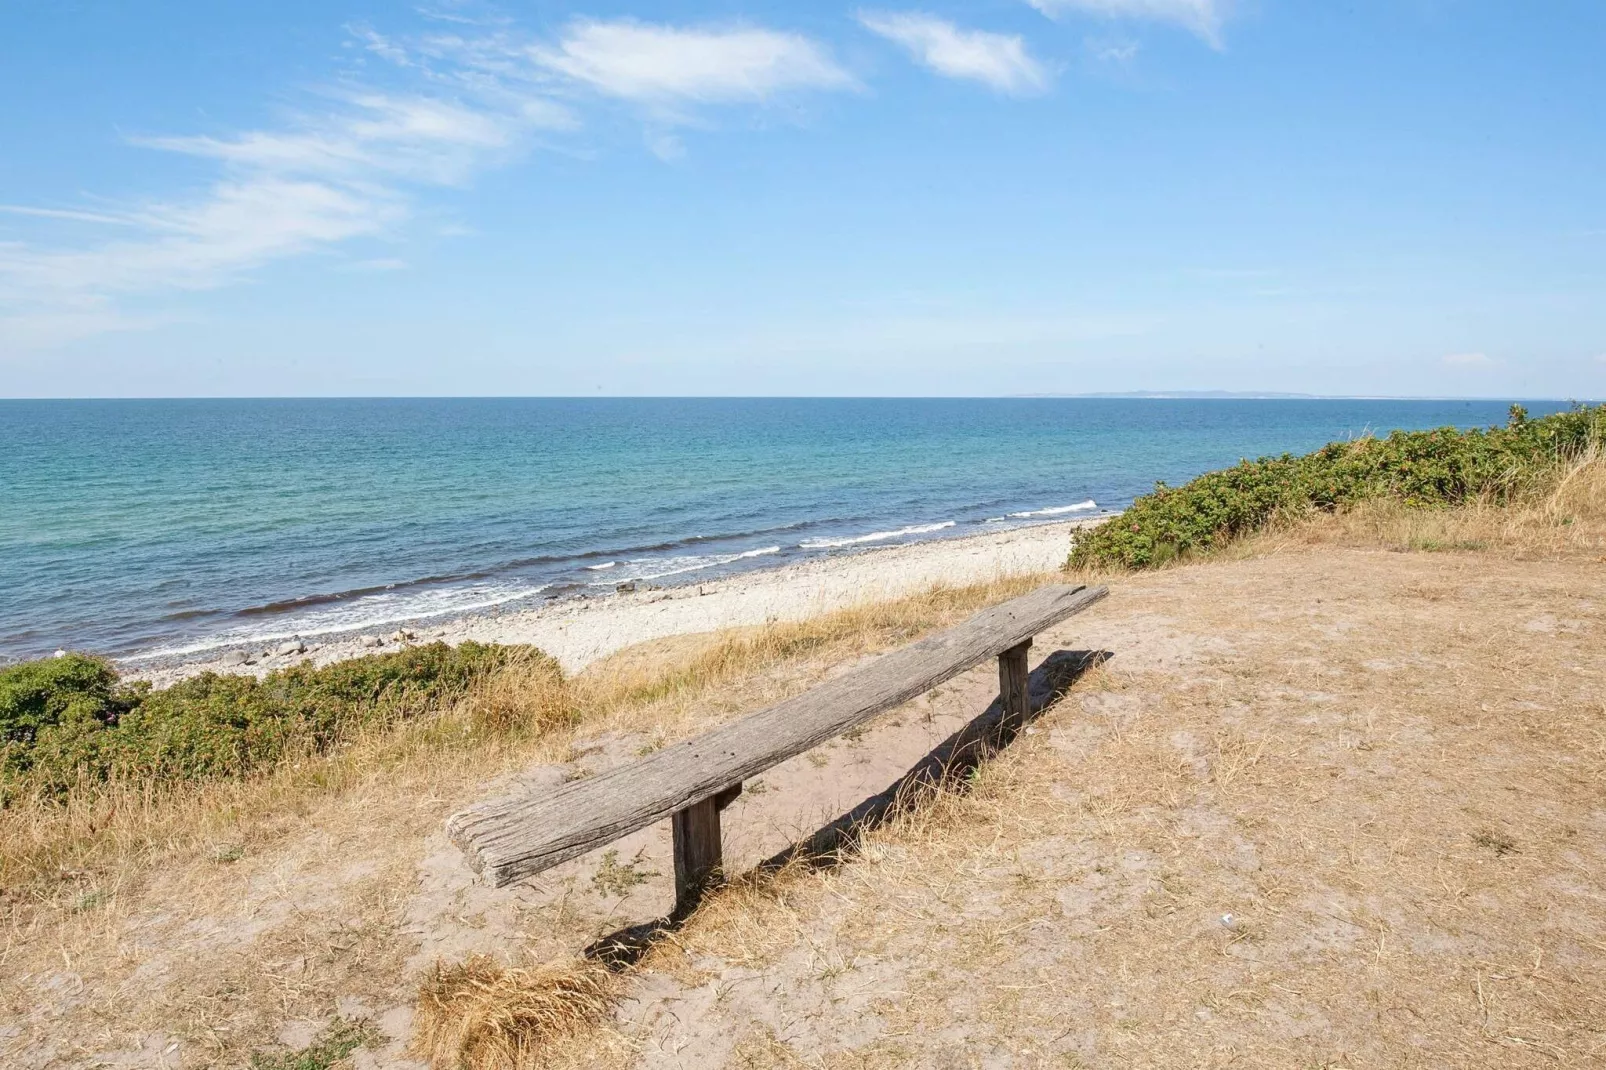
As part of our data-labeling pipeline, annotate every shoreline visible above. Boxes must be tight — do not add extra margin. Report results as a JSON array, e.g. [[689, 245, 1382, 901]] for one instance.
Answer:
[[125, 518, 1099, 688]]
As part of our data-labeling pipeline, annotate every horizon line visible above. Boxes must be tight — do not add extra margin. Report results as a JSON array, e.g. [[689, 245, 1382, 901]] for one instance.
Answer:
[[0, 394, 1597, 403]]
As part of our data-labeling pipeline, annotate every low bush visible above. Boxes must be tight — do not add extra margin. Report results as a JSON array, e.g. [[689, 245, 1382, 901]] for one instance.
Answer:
[[0, 641, 555, 802], [1069, 403, 1606, 570]]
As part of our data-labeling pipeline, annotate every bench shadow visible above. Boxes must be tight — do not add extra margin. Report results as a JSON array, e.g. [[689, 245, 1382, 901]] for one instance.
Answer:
[[584, 648, 1112, 969]]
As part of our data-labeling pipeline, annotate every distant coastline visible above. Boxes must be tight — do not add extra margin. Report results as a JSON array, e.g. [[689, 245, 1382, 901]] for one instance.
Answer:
[[1015, 391, 1595, 401]]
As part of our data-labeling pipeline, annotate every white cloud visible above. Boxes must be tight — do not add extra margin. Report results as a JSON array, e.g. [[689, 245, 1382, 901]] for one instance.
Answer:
[[0, 205, 144, 226], [1, 16, 850, 348], [1442, 352, 1497, 368], [342, 257, 409, 272], [1087, 36, 1141, 63], [531, 20, 854, 105], [645, 130, 687, 162], [350, 25, 413, 67], [0, 87, 548, 347], [1027, 0, 1230, 48], [2, 179, 397, 302], [858, 12, 1049, 95], [134, 93, 532, 186]]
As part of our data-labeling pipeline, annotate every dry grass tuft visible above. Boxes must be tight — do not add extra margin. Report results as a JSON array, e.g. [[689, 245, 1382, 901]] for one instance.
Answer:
[[1247, 450, 1606, 562], [1064, 450, 1606, 584], [413, 955, 615, 1070], [1284, 449, 1606, 552], [574, 574, 1050, 717], [454, 650, 577, 740]]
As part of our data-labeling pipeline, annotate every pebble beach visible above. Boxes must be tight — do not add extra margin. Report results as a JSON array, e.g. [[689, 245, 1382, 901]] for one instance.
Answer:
[[125, 518, 1099, 687]]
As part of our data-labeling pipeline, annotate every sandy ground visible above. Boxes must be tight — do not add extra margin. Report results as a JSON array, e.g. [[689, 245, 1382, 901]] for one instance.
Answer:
[[128, 521, 1093, 687], [7, 530, 1604, 1069]]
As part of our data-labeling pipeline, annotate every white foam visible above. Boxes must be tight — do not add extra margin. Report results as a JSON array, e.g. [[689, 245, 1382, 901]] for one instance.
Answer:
[[585, 561, 618, 571], [135, 580, 549, 660], [587, 545, 782, 586], [799, 520, 956, 550], [1003, 499, 1098, 520]]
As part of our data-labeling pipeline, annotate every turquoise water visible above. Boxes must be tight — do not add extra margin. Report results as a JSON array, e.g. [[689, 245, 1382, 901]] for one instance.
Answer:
[[0, 398, 1557, 663]]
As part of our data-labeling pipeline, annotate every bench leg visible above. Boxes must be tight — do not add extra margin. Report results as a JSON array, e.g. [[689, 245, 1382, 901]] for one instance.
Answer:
[[998, 638, 1032, 735], [671, 795, 724, 916]]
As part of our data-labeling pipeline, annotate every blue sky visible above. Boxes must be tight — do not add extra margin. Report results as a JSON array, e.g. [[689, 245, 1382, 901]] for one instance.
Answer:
[[1, 1, 1602, 398]]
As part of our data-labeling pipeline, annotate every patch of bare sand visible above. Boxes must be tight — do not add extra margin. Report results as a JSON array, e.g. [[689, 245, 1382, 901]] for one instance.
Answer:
[[4, 539, 1603, 1068], [556, 547, 1605, 1069]]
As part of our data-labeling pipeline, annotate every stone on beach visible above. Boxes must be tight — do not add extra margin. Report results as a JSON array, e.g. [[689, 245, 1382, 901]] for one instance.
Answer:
[[361, 635, 383, 648], [274, 640, 306, 657], [122, 520, 1093, 688]]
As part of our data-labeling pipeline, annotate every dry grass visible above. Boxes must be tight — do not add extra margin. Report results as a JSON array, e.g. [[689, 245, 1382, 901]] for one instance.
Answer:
[[0, 576, 1046, 899], [573, 573, 1049, 716], [1273, 450, 1606, 559], [0, 573, 1054, 1068], [1058, 451, 1606, 587], [1271, 449, 1606, 559], [548, 563, 1604, 1066], [413, 956, 615, 1069]]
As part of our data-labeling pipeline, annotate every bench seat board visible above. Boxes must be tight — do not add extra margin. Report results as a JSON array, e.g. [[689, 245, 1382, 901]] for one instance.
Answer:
[[448, 582, 1107, 887]]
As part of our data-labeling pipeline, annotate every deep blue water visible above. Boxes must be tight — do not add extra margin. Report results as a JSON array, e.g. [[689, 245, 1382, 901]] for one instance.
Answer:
[[0, 398, 1560, 663]]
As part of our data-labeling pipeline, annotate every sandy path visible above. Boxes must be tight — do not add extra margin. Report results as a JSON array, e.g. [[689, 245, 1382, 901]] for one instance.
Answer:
[[130, 520, 1090, 686]]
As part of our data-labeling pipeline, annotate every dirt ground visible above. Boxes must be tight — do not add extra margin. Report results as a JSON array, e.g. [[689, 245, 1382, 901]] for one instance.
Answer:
[[4, 533, 1604, 1068]]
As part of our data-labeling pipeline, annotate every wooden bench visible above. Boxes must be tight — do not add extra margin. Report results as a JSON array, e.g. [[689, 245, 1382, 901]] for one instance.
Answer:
[[447, 582, 1108, 913]]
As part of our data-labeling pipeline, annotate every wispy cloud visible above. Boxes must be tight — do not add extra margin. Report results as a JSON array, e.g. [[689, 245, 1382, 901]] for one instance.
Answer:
[[1086, 36, 1142, 63], [0, 87, 548, 347], [0, 16, 852, 348], [644, 130, 687, 162], [531, 20, 855, 106], [858, 12, 1050, 95], [341, 257, 409, 272], [0, 205, 145, 226], [132, 92, 537, 186], [1442, 352, 1497, 368], [1027, 0, 1231, 48]]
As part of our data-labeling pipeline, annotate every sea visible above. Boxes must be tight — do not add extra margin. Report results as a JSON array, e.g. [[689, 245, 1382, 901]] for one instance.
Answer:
[[0, 397, 1563, 665]]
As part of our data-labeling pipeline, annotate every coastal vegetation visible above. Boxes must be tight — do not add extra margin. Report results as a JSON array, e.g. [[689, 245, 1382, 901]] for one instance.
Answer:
[[1069, 402, 1606, 570], [0, 641, 547, 804]]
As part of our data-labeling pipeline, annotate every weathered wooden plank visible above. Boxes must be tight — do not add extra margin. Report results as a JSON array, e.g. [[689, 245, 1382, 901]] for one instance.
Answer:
[[671, 797, 723, 914], [997, 639, 1031, 735], [448, 582, 1107, 887]]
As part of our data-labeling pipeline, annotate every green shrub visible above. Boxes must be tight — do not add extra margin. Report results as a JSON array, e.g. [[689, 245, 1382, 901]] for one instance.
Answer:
[[1069, 403, 1605, 571], [1, 641, 553, 802]]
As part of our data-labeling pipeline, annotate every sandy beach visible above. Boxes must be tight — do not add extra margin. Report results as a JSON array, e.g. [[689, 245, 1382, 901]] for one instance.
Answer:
[[126, 519, 1098, 687]]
